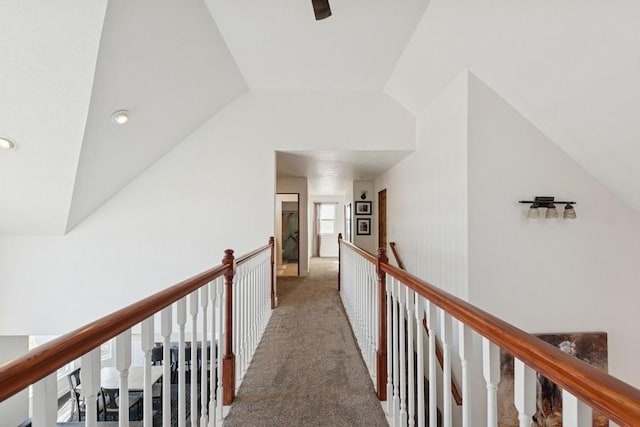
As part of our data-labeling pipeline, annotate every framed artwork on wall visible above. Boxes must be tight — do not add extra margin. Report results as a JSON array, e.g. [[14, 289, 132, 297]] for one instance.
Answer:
[[498, 331, 608, 426], [356, 218, 371, 235], [355, 201, 372, 215]]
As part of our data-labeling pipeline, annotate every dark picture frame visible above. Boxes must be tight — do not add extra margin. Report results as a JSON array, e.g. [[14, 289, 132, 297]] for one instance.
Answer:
[[356, 218, 371, 235], [355, 201, 372, 215]]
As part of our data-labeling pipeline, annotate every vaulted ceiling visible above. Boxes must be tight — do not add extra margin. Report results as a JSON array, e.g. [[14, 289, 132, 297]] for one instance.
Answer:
[[387, 0, 640, 212], [2, 0, 639, 235]]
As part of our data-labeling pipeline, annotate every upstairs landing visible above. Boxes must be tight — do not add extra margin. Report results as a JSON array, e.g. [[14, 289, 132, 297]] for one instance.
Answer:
[[224, 257, 387, 426]]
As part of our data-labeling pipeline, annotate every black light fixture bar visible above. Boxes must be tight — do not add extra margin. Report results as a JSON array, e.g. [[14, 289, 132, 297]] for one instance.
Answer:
[[312, 0, 332, 20], [518, 196, 576, 208]]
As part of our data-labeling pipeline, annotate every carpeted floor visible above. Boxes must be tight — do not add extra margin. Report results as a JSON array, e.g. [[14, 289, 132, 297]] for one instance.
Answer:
[[224, 257, 387, 427]]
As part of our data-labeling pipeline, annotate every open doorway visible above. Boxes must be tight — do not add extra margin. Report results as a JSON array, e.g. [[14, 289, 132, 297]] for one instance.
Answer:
[[276, 193, 300, 277]]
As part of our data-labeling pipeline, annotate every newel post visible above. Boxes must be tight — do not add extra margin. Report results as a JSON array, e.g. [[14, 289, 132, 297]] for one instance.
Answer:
[[376, 247, 389, 401], [337, 233, 342, 292], [269, 236, 276, 309], [222, 249, 236, 405]]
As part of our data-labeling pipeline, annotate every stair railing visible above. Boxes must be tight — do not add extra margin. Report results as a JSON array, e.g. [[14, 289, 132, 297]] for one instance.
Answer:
[[0, 237, 276, 427], [339, 238, 640, 427], [390, 241, 463, 407]]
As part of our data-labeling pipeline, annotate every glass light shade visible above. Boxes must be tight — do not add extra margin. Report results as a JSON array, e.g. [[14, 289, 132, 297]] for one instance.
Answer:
[[527, 205, 540, 219], [545, 205, 559, 218], [0, 136, 16, 149], [111, 110, 129, 125], [563, 204, 576, 219]]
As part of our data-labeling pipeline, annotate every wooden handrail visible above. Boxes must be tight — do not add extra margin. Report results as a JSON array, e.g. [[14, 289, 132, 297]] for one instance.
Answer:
[[0, 240, 274, 405], [340, 240, 640, 424], [389, 242, 406, 270], [235, 243, 272, 265], [379, 263, 640, 425], [340, 239, 377, 264]]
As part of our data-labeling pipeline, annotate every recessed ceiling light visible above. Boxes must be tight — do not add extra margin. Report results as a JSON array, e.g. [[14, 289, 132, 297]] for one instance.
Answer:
[[0, 136, 17, 150], [111, 110, 130, 125]]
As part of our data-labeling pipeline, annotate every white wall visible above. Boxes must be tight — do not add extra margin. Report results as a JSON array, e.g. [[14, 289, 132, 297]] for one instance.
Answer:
[[375, 73, 469, 298], [352, 181, 377, 255], [375, 72, 469, 425], [375, 71, 640, 426], [0, 336, 29, 425], [276, 182, 308, 275], [467, 73, 640, 388], [0, 90, 414, 335]]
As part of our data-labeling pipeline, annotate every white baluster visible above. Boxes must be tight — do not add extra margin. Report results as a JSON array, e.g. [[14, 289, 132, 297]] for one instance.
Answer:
[[406, 287, 415, 427], [392, 278, 400, 424], [440, 311, 452, 427], [216, 278, 224, 422], [248, 265, 254, 364], [482, 338, 501, 427], [244, 265, 249, 374], [177, 297, 187, 427], [426, 301, 438, 427], [208, 280, 218, 427], [141, 316, 154, 427], [398, 280, 407, 427], [161, 307, 172, 427], [252, 261, 257, 362], [200, 285, 210, 426], [562, 390, 592, 427], [360, 259, 365, 356], [234, 270, 240, 389], [514, 358, 536, 427], [364, 262, 369, 370], [415, 295, 425, 427], [80, 347, 101, 427], [189, 290, 199, 427], [372, 268, 378, 381], [243, 264, 247, 375], [238, 267, 244, 379], [386, 275, 393, 415], [116, 330, 132, 426], [32, 372, 57, 427], [458, 322, 472, 427]]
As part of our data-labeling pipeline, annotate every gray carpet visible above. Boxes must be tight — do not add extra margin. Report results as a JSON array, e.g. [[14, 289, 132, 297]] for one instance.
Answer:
[[224, 257, 388, 427]]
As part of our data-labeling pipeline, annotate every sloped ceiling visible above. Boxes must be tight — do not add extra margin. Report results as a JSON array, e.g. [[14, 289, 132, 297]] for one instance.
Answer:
[[205, 0, 429, 89], [386, 0, 640, 211], [66, 0, 247, 230], [0, 1, 108, 234], [3, 0, 640, 235]]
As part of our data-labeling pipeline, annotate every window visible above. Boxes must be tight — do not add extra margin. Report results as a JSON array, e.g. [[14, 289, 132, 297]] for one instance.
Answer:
[[319, 204, 337, 234]]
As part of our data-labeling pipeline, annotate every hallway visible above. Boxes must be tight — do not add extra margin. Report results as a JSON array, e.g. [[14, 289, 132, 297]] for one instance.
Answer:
[[224, 257, 387, 426]]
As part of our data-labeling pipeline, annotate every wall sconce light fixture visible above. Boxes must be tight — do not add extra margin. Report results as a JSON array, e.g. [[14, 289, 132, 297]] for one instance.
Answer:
[[519, 196, 576, 219]]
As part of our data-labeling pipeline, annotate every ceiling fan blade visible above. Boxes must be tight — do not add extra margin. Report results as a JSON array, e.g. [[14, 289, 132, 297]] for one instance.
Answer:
[[312, 0, 332, 20]]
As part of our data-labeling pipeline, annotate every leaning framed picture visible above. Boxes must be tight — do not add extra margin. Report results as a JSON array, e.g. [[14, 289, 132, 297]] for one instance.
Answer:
[[356, 218, 371, 235], [355, 201, 372, 215]]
